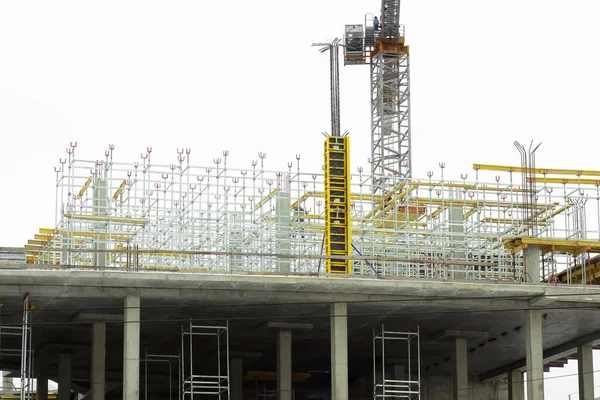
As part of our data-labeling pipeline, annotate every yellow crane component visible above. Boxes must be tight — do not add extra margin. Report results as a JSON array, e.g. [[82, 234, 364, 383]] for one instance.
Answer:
[[324, 136, 352, 274], [77, 177, 93, 199]]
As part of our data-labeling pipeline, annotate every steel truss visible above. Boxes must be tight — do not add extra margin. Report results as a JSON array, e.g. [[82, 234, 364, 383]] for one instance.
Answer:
[[373, 325, 420, 399], [371, 50, 411, 186]]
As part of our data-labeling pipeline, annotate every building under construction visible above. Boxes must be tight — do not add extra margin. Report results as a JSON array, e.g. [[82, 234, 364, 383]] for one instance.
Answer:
[[2, 1, 600, 400]]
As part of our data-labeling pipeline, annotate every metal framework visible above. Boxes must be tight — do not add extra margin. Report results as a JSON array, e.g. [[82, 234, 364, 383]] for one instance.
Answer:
[[370, 46, 411, 184], [0, 295, 35, 400], [373, 325, 420, 399], [143, 350, 181, 400], [19, 294, 34, 400], [23, 145, 600, 284], [181, 321, 229, 399], [343, 0, 412, 183]]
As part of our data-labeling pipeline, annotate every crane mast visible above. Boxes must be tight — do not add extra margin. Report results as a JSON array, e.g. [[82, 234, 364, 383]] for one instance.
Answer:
[[344, 0, 411, 190]]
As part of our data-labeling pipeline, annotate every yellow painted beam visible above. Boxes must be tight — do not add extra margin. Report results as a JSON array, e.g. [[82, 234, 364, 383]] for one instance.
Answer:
[[474, 164, 600, 177], [77, 177, 93, 199], [254, 189, 279, 210], [112, 180, 128, 201], [63, 214, 148, 225], [527, 177, 600, 186]]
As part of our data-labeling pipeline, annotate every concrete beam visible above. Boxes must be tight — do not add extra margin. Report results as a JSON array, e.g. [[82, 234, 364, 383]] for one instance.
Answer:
[[430, 329, 488, 343], [529, 296, 558, 307], [6, 270, 596, 304], [480, 328, 600, 381], [261, 321, 314, 331], [71, 312, 123, 322]]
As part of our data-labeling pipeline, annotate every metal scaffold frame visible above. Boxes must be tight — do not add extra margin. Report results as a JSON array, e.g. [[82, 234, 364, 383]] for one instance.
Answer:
[[143, 350, 181, 400], [1, 294, 35, 400], [371, 47, 411, 184], [24, 144, 600, 283], [373, 325, 420, 399], [181, 321, 229, 399], [19, 294, 35, 400]]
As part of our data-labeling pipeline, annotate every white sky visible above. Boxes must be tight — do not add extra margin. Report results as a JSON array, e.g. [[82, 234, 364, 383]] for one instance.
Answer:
[[1, 0, 600, 397]]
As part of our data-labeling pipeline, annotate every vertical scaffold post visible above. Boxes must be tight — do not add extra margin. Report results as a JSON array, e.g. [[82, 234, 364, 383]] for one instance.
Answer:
[[324, 136, 352, 274], [20, 293, 35, 400]]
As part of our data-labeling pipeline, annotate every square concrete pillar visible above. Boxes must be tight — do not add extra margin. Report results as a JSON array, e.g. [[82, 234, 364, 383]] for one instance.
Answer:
[[277, 330, 293, 400], [508, 370, 524, 400], [453, 337, 468, 400], [525, 310, 543, 400], [330, 302, 348, 399], [92, 323, 106, 400], [230, 358, 243, 400], [123, 296, 140, 400], [524, 245, 541, 283], [37, 377, 48, 400], [578, 344, 594, 400], [276, 191, 291, 273], [58, 353, 71, 400]]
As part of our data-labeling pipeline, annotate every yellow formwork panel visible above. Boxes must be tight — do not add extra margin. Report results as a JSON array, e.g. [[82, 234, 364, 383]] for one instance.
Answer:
[[324, 136, 351, 274]]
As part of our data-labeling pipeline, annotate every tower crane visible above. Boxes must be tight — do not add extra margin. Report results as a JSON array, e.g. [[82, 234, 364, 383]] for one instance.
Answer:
[[344, 0, 411, 189]]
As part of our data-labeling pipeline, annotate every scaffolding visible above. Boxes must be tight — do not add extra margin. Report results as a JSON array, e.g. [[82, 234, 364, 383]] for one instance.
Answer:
[[181, 321, 229, 399], [22, 145, 600, 283], [19, 294, 34, 400], [373, 325, 420, 399], [143, 350, 181, 400], [0, 295, 35, 400]]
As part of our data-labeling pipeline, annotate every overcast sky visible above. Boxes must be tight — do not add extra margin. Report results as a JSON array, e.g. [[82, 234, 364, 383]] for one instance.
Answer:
[[1, 0, 600, 397]]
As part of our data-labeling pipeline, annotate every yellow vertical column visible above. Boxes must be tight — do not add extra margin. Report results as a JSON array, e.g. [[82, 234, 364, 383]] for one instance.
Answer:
[[324, 136, 352, 274]]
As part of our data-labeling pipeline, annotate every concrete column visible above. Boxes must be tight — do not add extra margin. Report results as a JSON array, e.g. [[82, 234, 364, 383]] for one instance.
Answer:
[[508, 370, 524, 400], [276, 190, 291, 273], [123, 296, 140, 400], [453, 337, 468, 400], [524, 245, 541, 283], [578, 344, 594, 400], [93, 180, 108, 267], [330, 302, 348, 399], [230, 358, 243, 400], [277, 330, 292, 400], [449, 188, 465, 279], [92, 323, 106, 400], [58, 353, 72, 400], [525, 310, 543, 400], [37, 377, 48, 400]]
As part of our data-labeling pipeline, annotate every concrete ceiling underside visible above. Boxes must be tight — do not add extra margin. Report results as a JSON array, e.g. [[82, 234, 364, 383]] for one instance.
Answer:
[[1, 269, 600, 398]]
